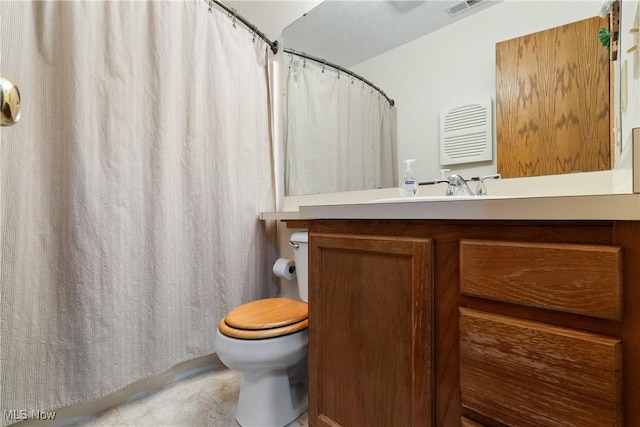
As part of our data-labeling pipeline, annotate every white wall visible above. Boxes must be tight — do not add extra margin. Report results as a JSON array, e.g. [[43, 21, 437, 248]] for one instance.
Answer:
[[352, 1, 610, 184]]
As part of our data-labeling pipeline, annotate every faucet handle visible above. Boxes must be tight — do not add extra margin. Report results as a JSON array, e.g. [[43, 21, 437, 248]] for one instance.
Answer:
[[475, 174, 502, 196], [481, 173, 502, 181]]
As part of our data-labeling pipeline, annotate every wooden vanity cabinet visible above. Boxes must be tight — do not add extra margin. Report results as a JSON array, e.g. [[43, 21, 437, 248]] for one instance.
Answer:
[[306, 220, 640, 427]]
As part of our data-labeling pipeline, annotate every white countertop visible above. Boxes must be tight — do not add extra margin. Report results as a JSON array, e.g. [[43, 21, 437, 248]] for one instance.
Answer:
[[261, 193, 640, 221]]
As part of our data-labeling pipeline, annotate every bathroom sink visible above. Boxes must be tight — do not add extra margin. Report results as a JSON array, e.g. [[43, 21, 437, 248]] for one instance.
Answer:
[[368, 195, 514, 203]]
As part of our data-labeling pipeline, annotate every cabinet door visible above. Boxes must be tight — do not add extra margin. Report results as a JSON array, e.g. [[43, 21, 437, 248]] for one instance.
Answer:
[[309, 233, 433, 427]]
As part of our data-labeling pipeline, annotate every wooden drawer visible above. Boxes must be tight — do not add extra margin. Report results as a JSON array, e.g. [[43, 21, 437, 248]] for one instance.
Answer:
[[460, 239, 622, 320], [459, 308, 622, 427]]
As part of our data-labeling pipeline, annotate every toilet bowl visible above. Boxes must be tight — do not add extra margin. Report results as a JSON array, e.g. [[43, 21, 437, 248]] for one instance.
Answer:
[[215, 232, 309, 427]]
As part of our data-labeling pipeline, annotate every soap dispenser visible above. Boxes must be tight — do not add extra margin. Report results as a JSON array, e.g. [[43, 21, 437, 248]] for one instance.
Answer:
[[401, 159, 418, 197]]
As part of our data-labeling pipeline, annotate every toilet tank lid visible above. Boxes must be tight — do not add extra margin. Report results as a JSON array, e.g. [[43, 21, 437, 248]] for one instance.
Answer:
[[290, 231, 308, 243]]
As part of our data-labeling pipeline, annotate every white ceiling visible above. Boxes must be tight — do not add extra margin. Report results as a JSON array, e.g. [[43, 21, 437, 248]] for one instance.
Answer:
[[283, 0, 501, 68], [226, 1, 322, 42]]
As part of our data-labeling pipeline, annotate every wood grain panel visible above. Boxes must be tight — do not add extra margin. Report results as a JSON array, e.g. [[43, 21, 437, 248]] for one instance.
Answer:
[[460, 308, 622, 427], [496, 16, 610, 178], [461, 417, 484, 427], [460, 239, 622, 320], [309, 233, 433, 427]]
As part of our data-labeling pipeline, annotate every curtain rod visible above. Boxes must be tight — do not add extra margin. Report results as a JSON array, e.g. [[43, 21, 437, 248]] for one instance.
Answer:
[[284, 48, 395, 107], [208, 0, 279, 54]]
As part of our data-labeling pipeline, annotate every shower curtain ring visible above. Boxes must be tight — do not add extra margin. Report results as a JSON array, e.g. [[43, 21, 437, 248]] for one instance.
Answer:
[[231, 8, 237, 28], [208, 0, 213, 12]]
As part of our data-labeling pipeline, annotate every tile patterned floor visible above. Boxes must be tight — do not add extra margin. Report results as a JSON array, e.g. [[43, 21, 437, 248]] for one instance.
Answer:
[[73, 368, 308, 427]]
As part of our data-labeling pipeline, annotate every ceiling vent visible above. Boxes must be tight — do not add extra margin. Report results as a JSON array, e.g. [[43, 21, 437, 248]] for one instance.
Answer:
[[445, 0, 483, 16], [440, 100, 493, 166]]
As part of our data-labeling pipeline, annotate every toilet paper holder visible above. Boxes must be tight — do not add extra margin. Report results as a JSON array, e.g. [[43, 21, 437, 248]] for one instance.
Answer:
[[273, 258, 296, 280]]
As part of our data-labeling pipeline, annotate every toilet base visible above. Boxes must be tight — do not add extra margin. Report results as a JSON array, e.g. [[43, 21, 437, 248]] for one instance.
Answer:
[[236, 357, 308, 427]]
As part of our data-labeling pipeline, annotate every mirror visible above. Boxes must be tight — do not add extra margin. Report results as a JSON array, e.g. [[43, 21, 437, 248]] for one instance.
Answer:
[[282, 0, 624, 195]]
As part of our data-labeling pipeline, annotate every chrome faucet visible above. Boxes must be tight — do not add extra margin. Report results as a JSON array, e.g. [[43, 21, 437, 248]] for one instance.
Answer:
[[436, 173, 501, 196], [436, 174, 474, 196]]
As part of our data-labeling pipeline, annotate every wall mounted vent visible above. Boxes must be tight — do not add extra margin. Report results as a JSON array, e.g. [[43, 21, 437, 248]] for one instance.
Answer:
[[439, 99, 492, 165], [445, 0, 484, 16]]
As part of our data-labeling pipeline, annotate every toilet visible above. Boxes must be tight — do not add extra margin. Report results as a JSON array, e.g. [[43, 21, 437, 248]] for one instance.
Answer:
[[215, 232, 309, 427]]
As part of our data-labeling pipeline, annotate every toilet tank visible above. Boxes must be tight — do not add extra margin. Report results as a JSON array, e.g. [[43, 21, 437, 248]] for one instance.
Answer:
[[290, 232, 309, 303]]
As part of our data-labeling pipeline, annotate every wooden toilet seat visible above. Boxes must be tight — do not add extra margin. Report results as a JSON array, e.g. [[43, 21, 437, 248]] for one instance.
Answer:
[[218, 297, 308, 340]]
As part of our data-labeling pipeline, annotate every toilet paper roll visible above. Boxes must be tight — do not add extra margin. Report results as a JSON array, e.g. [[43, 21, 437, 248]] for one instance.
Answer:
[[273, 258, 296, 280]]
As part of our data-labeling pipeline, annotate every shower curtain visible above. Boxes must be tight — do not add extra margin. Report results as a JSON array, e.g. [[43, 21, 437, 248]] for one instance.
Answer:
[[285, 56, 397, 196], [0, 1, 276, 422]]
